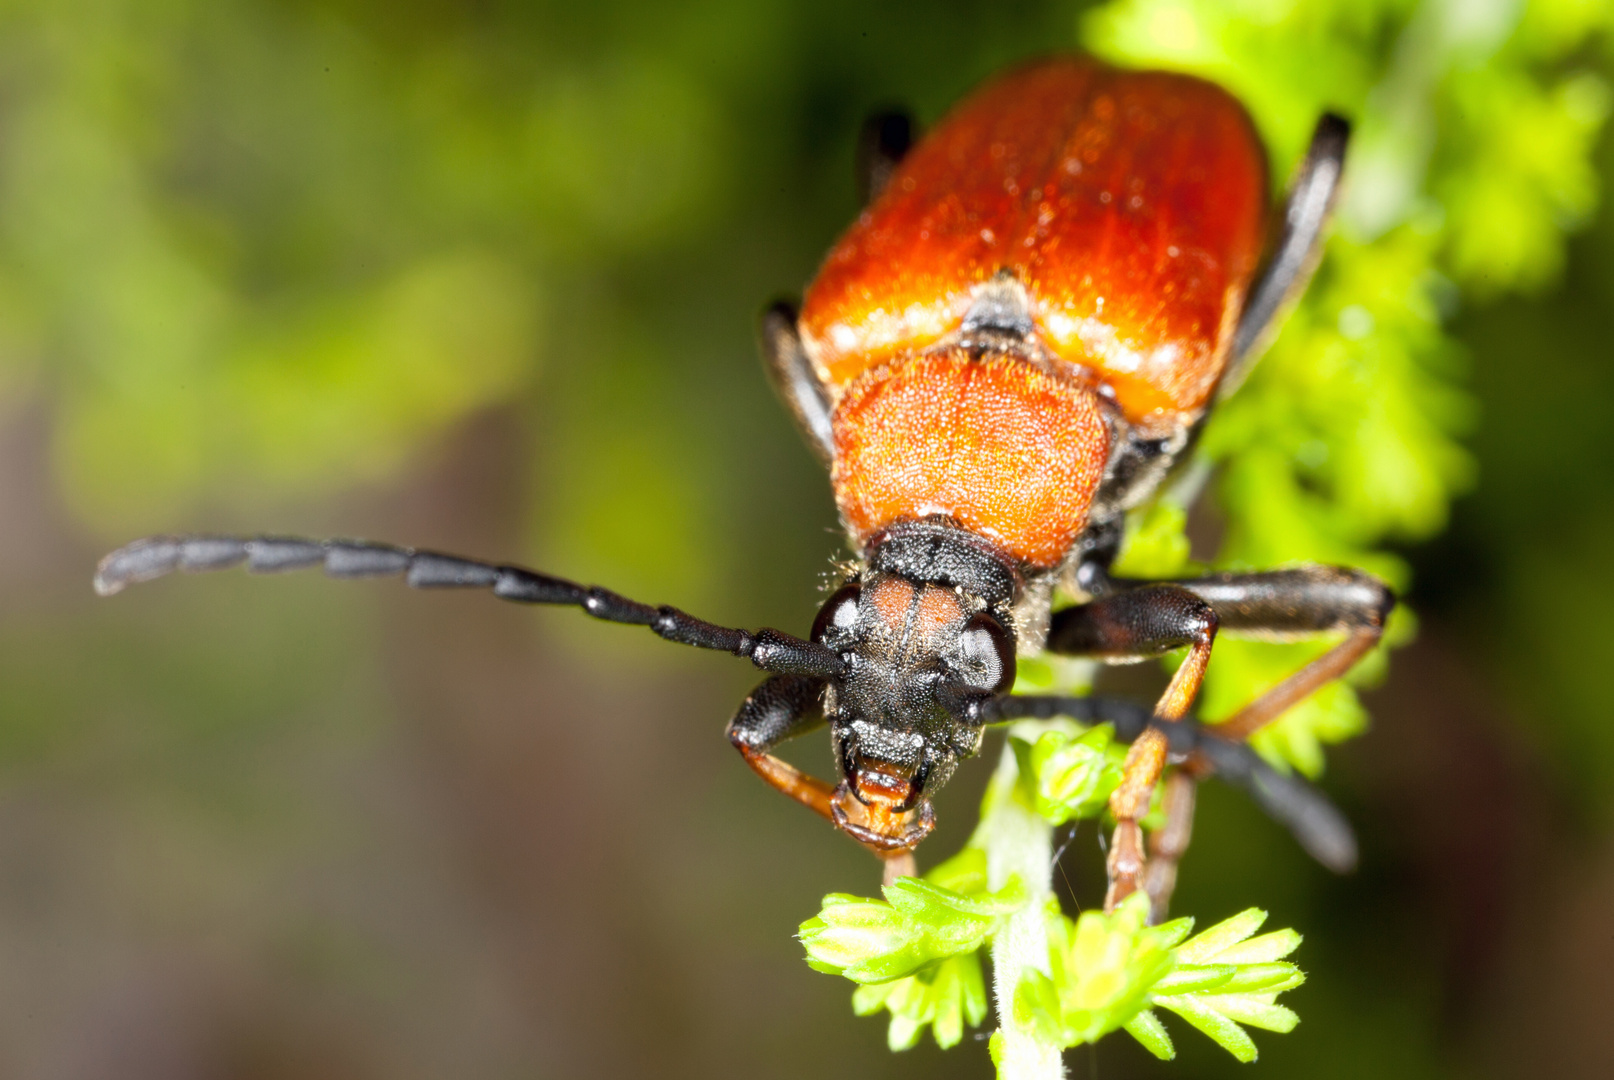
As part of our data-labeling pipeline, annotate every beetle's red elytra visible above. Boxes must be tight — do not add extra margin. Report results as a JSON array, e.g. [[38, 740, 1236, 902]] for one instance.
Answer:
[[97, 54, 1387, 919], [810, 58, 1268, 569], [803, 58, 1267, 427]]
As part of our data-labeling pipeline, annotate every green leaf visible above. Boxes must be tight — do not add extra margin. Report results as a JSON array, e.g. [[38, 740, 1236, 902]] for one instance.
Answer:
[[886, 1013, 923, 1052], [885, 875, 1026, 922], [923, 845, 990, 896], [1198, 993, 1301, 1033], [852, 952, 989, 1051], [1153, 994, 1260, 1063], [1152, 915, 1196, 949], [1151, 964, 1236, 996], [799, 869, 1024, 984], [1123, 1008, 1176, 1061], [1012, 724, 1126, 825], [1218, 963, 1306, 995], [1111, 499, 1195, 579], [1215, 928, 1303, 965], [987, 900, 1312, 1062], [1012, 968, 1066, 1046], [1175, 908, 1270, 964], [1022, 892, 1179, 1048], [798, 896, 918, 982], [1138, 908, 1307, 1063]]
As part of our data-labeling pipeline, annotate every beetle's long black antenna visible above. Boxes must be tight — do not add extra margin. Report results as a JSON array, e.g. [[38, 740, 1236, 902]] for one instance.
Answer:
[[985, 693, 1357, 874], [1222, 112, 1351, 393], [95, 535, 845, 678]]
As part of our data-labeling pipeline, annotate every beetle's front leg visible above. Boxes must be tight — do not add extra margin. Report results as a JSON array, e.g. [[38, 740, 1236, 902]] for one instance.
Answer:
[[1045, 585, 1218, 913], [727, 674, 834, 818], [727, 675, 922, 880]]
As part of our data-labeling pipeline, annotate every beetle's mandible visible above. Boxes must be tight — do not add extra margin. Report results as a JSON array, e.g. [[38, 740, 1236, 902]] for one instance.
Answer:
[[97, 56, 1390, 918]]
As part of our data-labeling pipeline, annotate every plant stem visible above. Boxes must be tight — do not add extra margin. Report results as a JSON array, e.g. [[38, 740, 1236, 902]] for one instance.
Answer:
[[979, 722, 1064, 1080]]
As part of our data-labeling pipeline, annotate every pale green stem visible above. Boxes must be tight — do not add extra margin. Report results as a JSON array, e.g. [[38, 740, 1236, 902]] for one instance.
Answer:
[[978, 721, 1064, 1080]]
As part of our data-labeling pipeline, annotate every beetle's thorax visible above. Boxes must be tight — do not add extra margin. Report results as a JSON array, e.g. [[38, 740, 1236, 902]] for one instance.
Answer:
[[827, 281, 1118, 572]]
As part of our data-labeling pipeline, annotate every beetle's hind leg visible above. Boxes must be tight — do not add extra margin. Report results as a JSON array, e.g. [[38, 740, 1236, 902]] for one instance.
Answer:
[[1154, 565, 1394, 741], [1141, 567, 1390, 915], [726, 674, 834, 817], [1142, 770, 1198, 924]]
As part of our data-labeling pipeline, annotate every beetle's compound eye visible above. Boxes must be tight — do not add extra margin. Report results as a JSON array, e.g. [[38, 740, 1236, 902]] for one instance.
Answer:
[[958, 611, 1016, 695], [811, 584, 862, 644]]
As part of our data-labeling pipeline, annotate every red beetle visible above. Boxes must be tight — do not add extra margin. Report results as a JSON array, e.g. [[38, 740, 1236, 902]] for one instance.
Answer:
[[97, 56, 1388, 916]]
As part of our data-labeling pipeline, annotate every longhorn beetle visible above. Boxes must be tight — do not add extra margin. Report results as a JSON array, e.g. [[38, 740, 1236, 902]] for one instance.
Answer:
[[97, 56, 1390, 918]]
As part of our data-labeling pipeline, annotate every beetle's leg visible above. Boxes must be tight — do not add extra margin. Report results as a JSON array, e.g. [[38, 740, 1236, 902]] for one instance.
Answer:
[[96, 535, 846, 679], [1106, 731, 1169, 912], [758, 302, 835, 464], [726, 674, 833, 819], [855, 108, 915, 205], [1148, 565, 1394, 740], [1222, 112, 1351, 393], [1077, 564, 1395, 741], [1040, 564, 1389, 913], [1043, 585, 1219, 912], [986, 694, 1357, 873], [1213, 628, 1381, 738], [1142, 769, 1198, 922], [728, 675, 931, 876]]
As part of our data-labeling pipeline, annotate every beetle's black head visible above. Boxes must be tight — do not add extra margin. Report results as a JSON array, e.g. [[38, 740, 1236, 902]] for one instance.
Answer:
[[811, 563, 1016, 852]]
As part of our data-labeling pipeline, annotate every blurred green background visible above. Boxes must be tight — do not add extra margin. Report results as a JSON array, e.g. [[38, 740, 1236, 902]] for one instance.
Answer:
[[0, 0, 1611, 1077]]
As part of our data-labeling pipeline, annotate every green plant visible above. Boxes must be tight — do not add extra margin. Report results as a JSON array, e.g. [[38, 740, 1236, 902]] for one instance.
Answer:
[[803, 722, 1308, 1069]]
